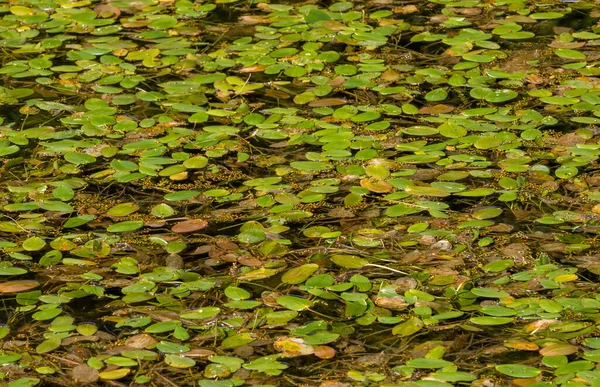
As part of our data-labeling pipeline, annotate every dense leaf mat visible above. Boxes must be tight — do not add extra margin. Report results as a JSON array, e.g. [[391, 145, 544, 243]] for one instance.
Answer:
[[1, 0, 600, 386]]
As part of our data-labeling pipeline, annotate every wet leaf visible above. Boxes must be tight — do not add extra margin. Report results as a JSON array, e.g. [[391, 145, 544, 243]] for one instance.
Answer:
[[495, 364, 541, 378], [164, 354, 196, 368], [98, 368, 131, 380], [36, 337, 61, 354], [282, 264, 319, 284], [172, 219, 208, 233], [106, 203, 140, 217], [331, 255, 368, 269], [0, 280, 39, 293], [107, 221, 144, 233]]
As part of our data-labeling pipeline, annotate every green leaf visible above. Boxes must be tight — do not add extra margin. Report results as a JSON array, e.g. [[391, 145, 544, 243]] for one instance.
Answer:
[[164, 190, 200, 201], [406, 358, 454, 369], [276, 295, 313, 311], [40, 201, 73, 213], [106, 203, 140, 217], [221, 333, 256, 348], [107, 221, 144, 233], [470, 316, 514, 325], [331, 255, 367, 269], [496, 364, 541, 378], [180, 307, 220, 320], [471, 287, 510, 298], [555, 360, 594, 375], [183, 156, 208, 169], [500, 31, 535, 40], [530, 12, 565, 20], [64, 152, 96, 165], [237, 229, 266, 244], [482, 260, 514, 272], [438, 122, 467, 138], [540, 96, 579, 105], [36, 337, 61, 354], [145, 320, 181, 333], [0, 266, 27, 276], [555, 165, 578, 179], [149, 16, 178, 29], [484, 89, 518, 103], [385, 203, 423, 217], [305, 9, 331, 23], [63, 215, 95, 228], [22, 236, 45, 251], [455, 188, 495, 197], [555, 49, 586, 60], [151, 203, 175, 218], [290, 161, 333, 172], [164, 354, 195, 368], [392, 317, 424, 336], [425, 88, 448, 102]]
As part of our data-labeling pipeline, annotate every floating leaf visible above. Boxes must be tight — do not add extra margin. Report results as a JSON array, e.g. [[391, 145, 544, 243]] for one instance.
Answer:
[[22, 237, 45, 251], [0, 280, 39, 293], [107, 221, 144, 233], [540, 96, 579, 105], [99, 368, 131, 380], [392, 317, 424, 336], [172, 219, 208, 233], [282, 264, 319, 284], [164, 355, 195, 368], [106, 203, 140, 217], [406, 358, 454, 369], [470, 316, 514, 325], [331, 255, 367, 269], [36, 337, 61, 354], [290, 161, 333, 172], [64, 152, 96, 165], [555, 49, 586, 60], [276, 296, 313, 311], [496, 364, 541, 378]]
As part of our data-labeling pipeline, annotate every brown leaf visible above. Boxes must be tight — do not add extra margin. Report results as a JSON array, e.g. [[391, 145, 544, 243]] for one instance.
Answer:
[[539, 343, 578, 356], [504, 339, 539, 351], [309, 98, 347, 107], [264, 89, 291, 99], [125, 334, 157, 349], [314, 345, 336, 359], [0, 280, 39, 294], [172, 219, 208, 233], [185, 348, 217, 358], [237, 65, 265, 73], [374, 295, 408, 311], [451, 7, 482, 16], [327, 208, 355, 218], [71, 364, 100, 384], [360, 178, 393, 193], [393, 5, 418, 14], [238, 15, 270, 24], [238, 256, 263, 267], [548, 41, 585, 49], [380, 69, 400, 82], [94, 4, 120, 18], [501, 243, 529, 263], [420, 104, 454, 115], [217, 240, 239, 250], [165, 253, 184, 270], [327, 77, 346, 87]]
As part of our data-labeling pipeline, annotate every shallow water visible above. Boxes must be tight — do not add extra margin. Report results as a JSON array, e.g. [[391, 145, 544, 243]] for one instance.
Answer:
[[1, 1, 600, 386]]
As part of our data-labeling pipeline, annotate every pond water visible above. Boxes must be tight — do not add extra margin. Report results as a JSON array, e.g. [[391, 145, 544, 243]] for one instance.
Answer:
[[1, 1, 600, 386]]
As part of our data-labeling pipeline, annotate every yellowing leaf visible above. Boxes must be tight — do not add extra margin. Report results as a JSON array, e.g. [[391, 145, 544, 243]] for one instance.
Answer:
[[281, 264, 319, 285]]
